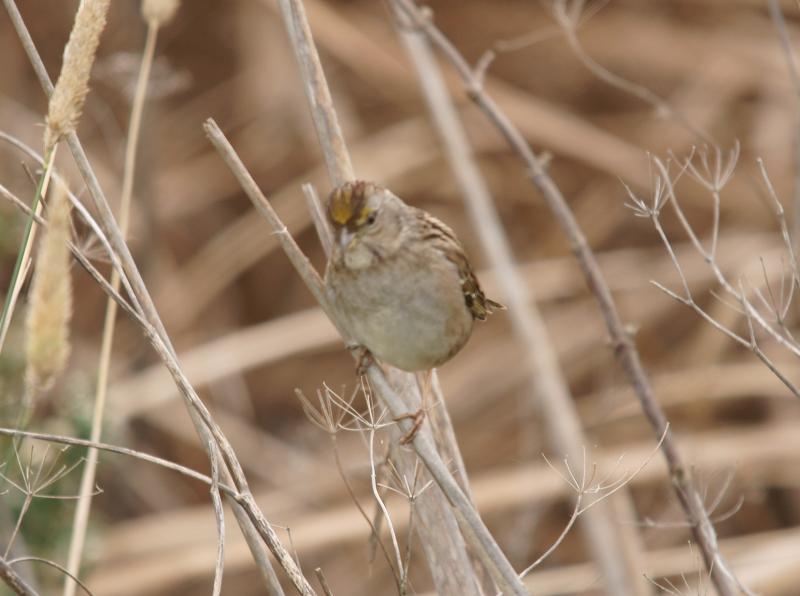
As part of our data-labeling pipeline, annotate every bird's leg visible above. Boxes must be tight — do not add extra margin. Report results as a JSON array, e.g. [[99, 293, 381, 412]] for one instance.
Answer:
[[396, 409, 425, 445], [395, 370, 432, 444], [346, 343, 374, 376]]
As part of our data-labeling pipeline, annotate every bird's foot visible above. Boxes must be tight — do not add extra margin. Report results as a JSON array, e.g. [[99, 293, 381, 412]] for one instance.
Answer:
[[346, 343, 374, 377], [395, 409, 425, 445]]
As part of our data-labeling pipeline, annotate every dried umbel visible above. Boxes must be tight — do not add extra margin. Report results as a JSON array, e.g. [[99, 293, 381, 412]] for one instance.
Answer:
[[142, 0, 180, 27], [44, 0, 111, 152], [25, 185, 73, 394]]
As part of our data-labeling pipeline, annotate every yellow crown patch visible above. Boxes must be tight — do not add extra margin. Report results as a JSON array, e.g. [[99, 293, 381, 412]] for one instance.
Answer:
[[327, 180, 374, 227]]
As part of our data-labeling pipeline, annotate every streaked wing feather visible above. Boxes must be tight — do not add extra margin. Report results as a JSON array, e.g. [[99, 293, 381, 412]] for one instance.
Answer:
[[414, 210, 504, 321]]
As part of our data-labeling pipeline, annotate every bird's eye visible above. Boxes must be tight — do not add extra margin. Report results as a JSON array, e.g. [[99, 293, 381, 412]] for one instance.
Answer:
[[365, 212, 377, 226]]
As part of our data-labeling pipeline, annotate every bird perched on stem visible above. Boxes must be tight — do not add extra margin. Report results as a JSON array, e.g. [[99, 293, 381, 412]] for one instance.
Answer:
[[325, 180, 503, 373]]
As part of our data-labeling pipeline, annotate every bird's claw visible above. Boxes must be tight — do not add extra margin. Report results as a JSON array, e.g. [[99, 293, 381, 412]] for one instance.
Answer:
[[395, 409, 425, 445], [347, 343, 374, 376]]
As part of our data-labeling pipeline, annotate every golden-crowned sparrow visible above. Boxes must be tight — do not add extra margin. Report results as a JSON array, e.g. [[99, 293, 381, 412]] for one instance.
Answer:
[[325, 180, 502, 372]]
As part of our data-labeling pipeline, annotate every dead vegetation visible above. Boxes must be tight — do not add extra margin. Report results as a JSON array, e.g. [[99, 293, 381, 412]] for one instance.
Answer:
[[1, 0, 800, 595]]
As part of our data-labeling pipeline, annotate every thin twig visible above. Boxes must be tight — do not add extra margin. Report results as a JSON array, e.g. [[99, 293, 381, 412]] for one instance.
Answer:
[[367, 404, 404, 577], [0, 557, 38, 596], [0, 181, 144, 328], [768, 0, 800, 248], [0, 428, 231, 493], [314, 569, 334, 596], [0, 144, 56, 353], [64, 21, 161, 592], [209, 441, 225, 596], [0, 131, 143, 315], [302, 183, 333, 256], [11, 558, 93, 596], [550, 0, 714, 145], [276, 0, 354, 186]]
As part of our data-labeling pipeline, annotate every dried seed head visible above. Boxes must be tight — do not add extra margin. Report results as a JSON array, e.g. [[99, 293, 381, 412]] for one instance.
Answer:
[[25, 184, 73, 395], [44, 0, 111, 152], [142, 0, 180, 27]]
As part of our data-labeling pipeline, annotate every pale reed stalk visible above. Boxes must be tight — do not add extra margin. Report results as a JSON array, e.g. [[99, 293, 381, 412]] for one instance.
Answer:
[[62, 2, 177, 592]]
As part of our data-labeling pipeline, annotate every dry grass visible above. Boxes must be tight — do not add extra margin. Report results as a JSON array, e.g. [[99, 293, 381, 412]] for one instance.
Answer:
[[1, 0, 800, 595]]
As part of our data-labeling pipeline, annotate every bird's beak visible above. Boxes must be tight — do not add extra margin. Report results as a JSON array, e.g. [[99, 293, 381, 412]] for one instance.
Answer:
[[338, 228, 355, 249]]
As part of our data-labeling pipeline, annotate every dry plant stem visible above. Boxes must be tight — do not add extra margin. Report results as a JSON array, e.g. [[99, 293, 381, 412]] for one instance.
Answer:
[[0, 557, 37, 596], [4, 3, 308, 592], [391, 1, 741, 594], [273, 2, 505, 593], [550, 1, 714, 145], [0, 183, 145, 331], [396, 20, 516, 596], [0, 427, 231, 491], [301, 184, 333, 255], [768, 0, 800, 246], [131, 318, 314, 595], [9, 559, 90, 596], [276, 0, 354, 186], [397, 17, 648, 596], [0, 430, 285, 596], [0, 421, 283, 594], [0, 145, 56, 353], [645, 202, 800, 400], [228, 492, 287, 596], [209, 440, 225, 596], [760, 160, 800, 274], [648, 155, 800, 374], [367, 418, 404, 578], [314, 568, 334, 596], [328, 434, 402, 590], [0, 132, 144, 318], [369, 370, 524, 595], [425, 372, 473, 501], [204, 119, 527, 596], [63, 22, 160, 596]]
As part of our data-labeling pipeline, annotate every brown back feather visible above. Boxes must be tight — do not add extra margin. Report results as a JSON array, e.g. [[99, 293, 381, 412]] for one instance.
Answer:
[[413, 210, 504, 321]]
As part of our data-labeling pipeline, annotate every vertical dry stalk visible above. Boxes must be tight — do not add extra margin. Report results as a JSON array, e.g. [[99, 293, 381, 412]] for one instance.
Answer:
[[276, 0, 354, 186], [44, 0, 111, 152], [273, 1, 528, 593], [24, 184, 72, 402], [392, 1, 744, 594], [142, 0, 179, 26], [396, 15, 649, 595], [62, 3, 176, 592], [767, 0, 800, 248]]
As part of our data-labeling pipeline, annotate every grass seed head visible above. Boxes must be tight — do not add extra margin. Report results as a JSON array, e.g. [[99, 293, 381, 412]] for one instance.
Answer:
[[25, 184, 73, 395], [44, 0, 111, 152]]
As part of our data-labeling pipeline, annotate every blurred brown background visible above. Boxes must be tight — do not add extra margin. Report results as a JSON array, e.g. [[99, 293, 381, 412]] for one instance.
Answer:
[[1, 0, 800, 594]]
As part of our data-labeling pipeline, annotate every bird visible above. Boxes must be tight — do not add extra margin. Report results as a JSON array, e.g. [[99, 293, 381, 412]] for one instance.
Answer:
[[324, 180, 503, 373]]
